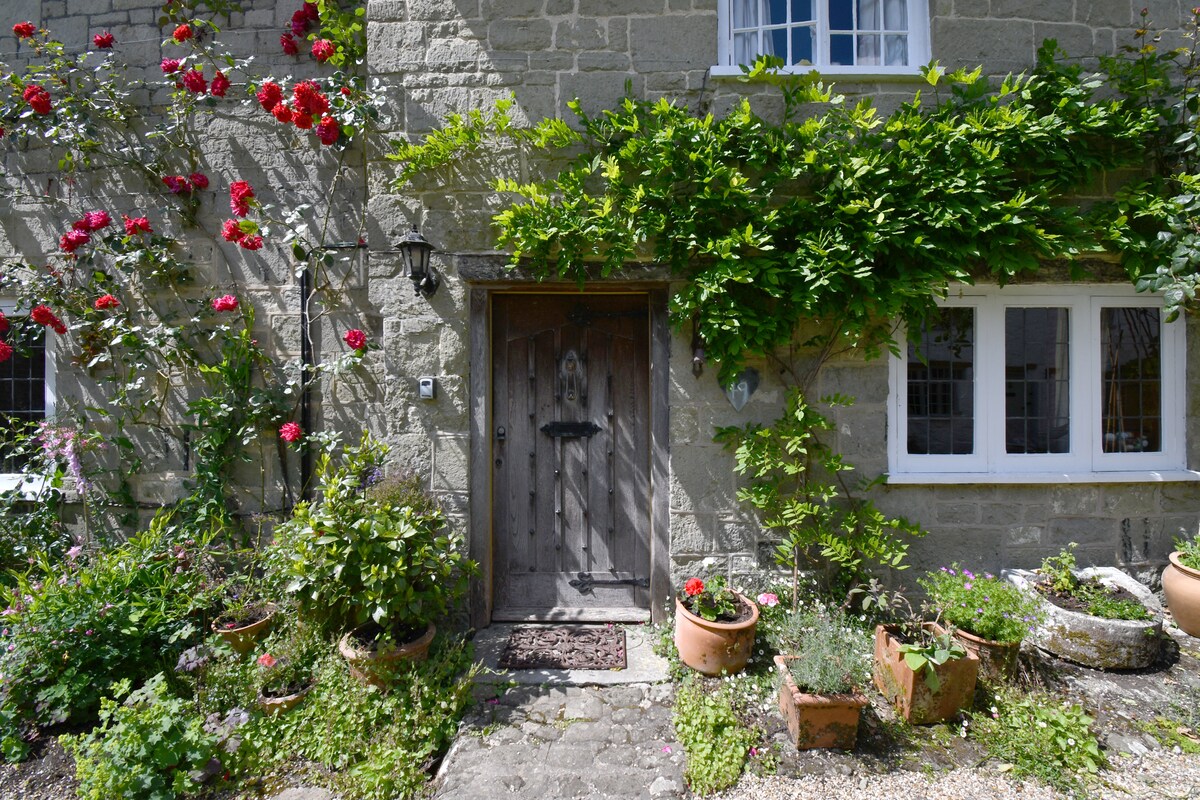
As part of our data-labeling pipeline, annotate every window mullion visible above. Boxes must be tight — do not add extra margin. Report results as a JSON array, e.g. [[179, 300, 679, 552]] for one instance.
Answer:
[[979, 299, 1004, 472]]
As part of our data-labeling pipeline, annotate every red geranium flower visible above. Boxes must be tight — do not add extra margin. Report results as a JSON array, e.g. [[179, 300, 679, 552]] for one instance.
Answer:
[[188, 172, 209, 190], [220, 219, 245, 242], [59, 229, 91, 253], [272, 104, 294, 124], [22, 86, 52, 115], [256, 81, 282, 112], [93, 31, 114, 49], [311, 39, 335, 62], [93, 294, 120, 310], [162, 175, 190, 194], [80, 210, 111, 231], [280, 33, 299, 56], [239, 234, 263, 251], [12, 22, 36, 39], [172, 24, 192, 43], [684, 578, 704, 597], [0, 341, 11, 364], [160, 58, 181, 74], [256, 652, 277, 668], [122, 215, 152, 235], [316, 115, 339, 146], [279, 422, 302, 443], [182, 68, 207, 94], [229, 181, 254, 216], [210, 71, 230, 97], [211, 294, 238, 312], [344, 329, 367, 350]]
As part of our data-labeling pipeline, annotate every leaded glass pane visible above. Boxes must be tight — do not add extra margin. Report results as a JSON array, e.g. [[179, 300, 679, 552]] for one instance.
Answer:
[[1101, 307, 1162, 453], [857, 34, 880, 65], [883, 34, 907, 65], [830, 33, 854, 64], [733, 0, 758, 29], [857, 0, 880, 29], [883, 0, 907, 29], [1005, 308, 1070, 454], [792, 26, 814, 64], [768, 27, 787, 59], [908, 308, 975, 455], [734, 32, 758, 65], [767, 0, 789, 25]]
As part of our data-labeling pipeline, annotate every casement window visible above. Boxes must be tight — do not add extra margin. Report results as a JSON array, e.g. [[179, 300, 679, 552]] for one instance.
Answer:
[[0, 300, 55, 492], [715, 0, 932, 76], [888, 286, 1191, 483]]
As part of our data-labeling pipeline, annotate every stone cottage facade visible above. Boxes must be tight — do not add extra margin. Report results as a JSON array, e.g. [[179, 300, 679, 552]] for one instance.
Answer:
[[2, 0, 1199, 625]]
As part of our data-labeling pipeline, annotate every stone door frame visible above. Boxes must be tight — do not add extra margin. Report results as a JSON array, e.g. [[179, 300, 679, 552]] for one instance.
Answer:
[[468, 282, 671, 628]]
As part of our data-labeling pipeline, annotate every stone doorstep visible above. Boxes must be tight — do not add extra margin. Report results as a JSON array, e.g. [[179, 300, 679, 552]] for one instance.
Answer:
[[471, 623, 672, 686]]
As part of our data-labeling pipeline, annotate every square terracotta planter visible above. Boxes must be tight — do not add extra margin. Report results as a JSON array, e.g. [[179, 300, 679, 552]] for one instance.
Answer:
[[872, 622, 978, 725], [775, 655, 868, 750]]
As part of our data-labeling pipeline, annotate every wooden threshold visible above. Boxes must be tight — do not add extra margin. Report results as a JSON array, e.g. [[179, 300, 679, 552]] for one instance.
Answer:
[[491, 607, 652, 624]]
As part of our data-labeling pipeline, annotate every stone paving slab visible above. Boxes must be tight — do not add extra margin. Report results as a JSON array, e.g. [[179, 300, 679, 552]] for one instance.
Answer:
[[431, 683, 685, 800]]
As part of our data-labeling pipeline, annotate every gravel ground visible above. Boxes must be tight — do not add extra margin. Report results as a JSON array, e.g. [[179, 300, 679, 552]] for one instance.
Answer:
[[720, 750, 1200, 800]]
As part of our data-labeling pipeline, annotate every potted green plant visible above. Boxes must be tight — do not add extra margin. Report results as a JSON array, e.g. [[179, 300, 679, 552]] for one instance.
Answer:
[[252, 619, 322, 715], [674, 575, 759, 676], [772, 607, 870, 750], [920, 565, 1042, 682], [268, 435, 474, 687], [1163, 533, 1200, 637]]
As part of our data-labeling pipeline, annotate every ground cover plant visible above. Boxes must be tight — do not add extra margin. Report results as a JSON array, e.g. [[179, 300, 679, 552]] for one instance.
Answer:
[[1037, 545, 1151, 621], [921, 565, 1042, 644]]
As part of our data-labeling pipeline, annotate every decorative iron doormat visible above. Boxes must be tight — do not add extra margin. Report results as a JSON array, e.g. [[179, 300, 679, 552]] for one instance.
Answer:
[[497, 625, 627, 670]]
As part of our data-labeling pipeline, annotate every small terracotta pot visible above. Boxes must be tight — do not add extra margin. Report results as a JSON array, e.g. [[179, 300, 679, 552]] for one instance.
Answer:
[[339, 622, 436, 689], [674, 593, 759, 676], [257, 681, 314, 716], [211, 603, 277, 655], [872, 622, 978, 725], [774, 656, 867, 750], [1164, 551, 1200, 638], [951, 627, 1020, 684]]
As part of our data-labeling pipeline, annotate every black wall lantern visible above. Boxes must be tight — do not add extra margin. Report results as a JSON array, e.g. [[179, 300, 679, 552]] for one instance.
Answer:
[[397, 224, 439, 297]]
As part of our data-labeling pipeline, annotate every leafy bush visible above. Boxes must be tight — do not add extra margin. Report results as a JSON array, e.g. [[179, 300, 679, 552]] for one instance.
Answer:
[[970, 689, 1106, 793], [62, 673, 248, 800], [777, 607, 870, 695], [921, 565, 1043, 644], [1175, 532, 1200, 570], [0, 514, 217, 761], [672, 677, 756, 796], [268, 435, 473, 640]]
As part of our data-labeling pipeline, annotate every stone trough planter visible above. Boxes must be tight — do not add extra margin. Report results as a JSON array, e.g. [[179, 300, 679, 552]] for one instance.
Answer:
[[1004, 568, 1162, 670]]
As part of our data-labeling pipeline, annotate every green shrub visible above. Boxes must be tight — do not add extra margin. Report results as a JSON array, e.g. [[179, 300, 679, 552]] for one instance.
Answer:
[[673, 677, 756, 796], [0, 514, 217, 761], [921, 565, 1043, 644], [1177, 533, 1200, 570]]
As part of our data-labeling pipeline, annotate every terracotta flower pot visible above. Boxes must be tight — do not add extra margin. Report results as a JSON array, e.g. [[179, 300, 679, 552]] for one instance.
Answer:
[[774, 655, 867, 750], [1163, 551, 1200, 638], [872, 622, 978, 725], [211, 603, 277, 655], [951, 627, 1020, 684], [257, 681, 314, 716], [338, 621, 436, 689], [673, 593, 759, 676]]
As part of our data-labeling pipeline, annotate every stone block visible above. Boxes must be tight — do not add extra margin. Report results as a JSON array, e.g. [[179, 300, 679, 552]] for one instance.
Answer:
[[1005, 524, 1044, 547], [1080, 0, 1133, 27], [990, 0, 1074, 21], [1102, 484, 1160, 516], [931, 18, 1034, 74], [1050, 485, 1101, 515], [579, 0, 667, 13], [367, 22, 425, 73], [629, 14, 716, 72], [935, 503, 980, 525], [488, 18, 552, 51], [1033, 22, 1099, 59], [1047, 516, 1115, 548], [432, 433, 469, 492], [556, 18, 606, 50], [670, 512, 712, 553], [669, 444, 738, 514], [578, 51, 632, 71]]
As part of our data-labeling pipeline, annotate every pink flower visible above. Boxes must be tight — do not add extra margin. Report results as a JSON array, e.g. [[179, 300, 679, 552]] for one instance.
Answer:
[[80, 210, 111, 231], [211, 294, 239, 312], [172, 24, 192, 43], [280, 33, 299, 56], [182, 68, 207, 94], [239, 234, 263, 251], [221, 219, 245, 242], [66, 545, 82, 558], [123, 215, 152, 235], [684, 578, 704, 597], [311, 39, 335, 62], [188, 172, 209, 190], [93, 294, 120, 310], [256, 653, 277, 668], [279, 422, 302, 443], [229, 180, 255, 216], [210, 71, 230, 97], [316, 115, 339, 146], [12, 22, 36, 39], [60, 229, 91, 253], [93, 31, 114, 49], [344, 328, 367, 350], [756, 592, 779, 608], [160, 58, 181, 74]]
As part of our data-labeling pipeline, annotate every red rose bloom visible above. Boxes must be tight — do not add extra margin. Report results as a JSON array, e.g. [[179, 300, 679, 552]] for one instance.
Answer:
[[220, 219, 245, 242], [271, 104, 294, 124], [23, 85, 52, 115], [0, 341, 11, 364], [30, 305, 66, 334], [229, 181, 254, 217], [316, 115, 339, 146], [280, 33, 299, 56], [292, 112, 313, 130], [188, 172, 209, 190], [122, 215, 152, 235], [211, 294, 238, 312], [172, 24, 192, 43], [12, 22, 36, 39], [279, 422, 302, 443], [256, 81, 282, 112], [93, 294, 120, 310], [340, 86, 352, 96], [182, 68, 207, 94], [293, 81, 329, 116], [311, 39, 335, 62], [160, 58, 181, 74], [210, 71, 230, 97], [59, 229, 91, 253], [684, 578, 704, 597], [0, 312, 8, 333], [302, 2, 320, 22], [93, 31, 114, 49], [343, 328, 367, 350], [239, 234, 263, 251], [290, 11, 309, 37], [162, 175, 190, 194], [81, 210, 111, 230]]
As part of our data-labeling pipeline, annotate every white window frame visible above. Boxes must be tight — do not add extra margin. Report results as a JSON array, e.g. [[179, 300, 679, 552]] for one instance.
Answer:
[[0, 298, 56, 495], [887, 284, 1195, 484], [714, 0, 932, 78]]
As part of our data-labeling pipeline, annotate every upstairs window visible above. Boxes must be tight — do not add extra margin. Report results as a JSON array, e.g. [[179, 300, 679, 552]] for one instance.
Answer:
[[717, 0, 931, 75], [888, 286, 1188, 482]]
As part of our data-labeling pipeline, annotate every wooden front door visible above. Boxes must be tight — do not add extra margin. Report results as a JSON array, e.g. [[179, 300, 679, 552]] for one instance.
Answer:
[[491, 293, 651, 621]]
